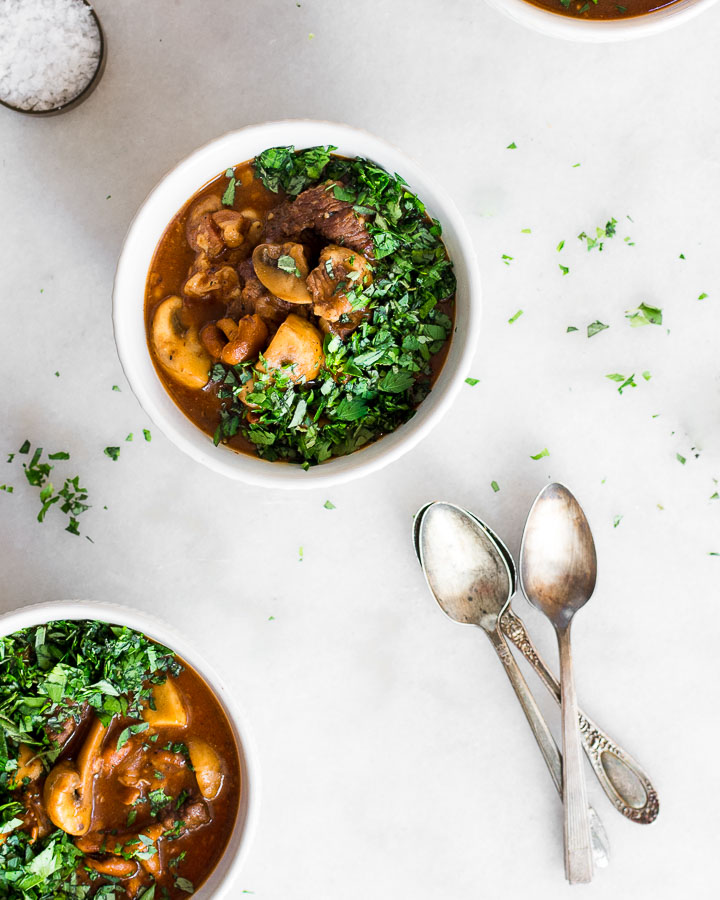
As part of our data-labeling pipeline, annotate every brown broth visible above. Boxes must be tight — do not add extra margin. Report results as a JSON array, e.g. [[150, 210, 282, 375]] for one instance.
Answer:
[[525, 0, 679, 19]]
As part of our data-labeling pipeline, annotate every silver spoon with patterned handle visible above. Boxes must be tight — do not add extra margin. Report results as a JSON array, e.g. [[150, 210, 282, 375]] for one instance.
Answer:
[[414, 501, 610, 869]]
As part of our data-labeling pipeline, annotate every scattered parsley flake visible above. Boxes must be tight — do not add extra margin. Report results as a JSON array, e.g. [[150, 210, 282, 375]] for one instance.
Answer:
[[587, 320, 609, 338], [0, 484, 13, 493], [490, 480, 500, 493], [112, 385, 120, 392], [221, 171, 236, 206], [698, 292, 708, 300], [676, 453, 686, 465], [557, 240, 565, 252], [126, 433, 134, 442], [48, 451, 70, 460], [530, 448, 549, 460], [572, 163, 581, 168], [642, 371, 652, 381], [559, 264, 569, 275], [323, 500, 336, 510], [521, 228, 531, 234], [679, 253, 685, 259], [501, 254, 513, 265], [566, 326, 578, 333], [143, 429, 152, 442], [298, 546, 304, 562], [465, 377, 480, 386], [104, 446, 121, 461], [613, 515, 623, 528], [508, 309, 523, 324], [606, 373, 636, 394], [625, 302, 662, 327], [507, 142, 517, 149]]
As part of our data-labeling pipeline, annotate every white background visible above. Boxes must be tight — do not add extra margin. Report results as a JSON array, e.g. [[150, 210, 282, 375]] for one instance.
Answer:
[[1, 1, 719, 897]]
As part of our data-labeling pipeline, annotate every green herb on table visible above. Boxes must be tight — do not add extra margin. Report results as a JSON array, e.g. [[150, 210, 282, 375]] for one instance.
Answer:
[[508, 309, 523, 324], [112, 385, 121, 392], [676, 453, 686, 465], [530, 448, 549, 460], [104, 446, 120, 461], [698, 292, 708, 300], [625, 302, 662, 327], [559, 264, 569, 275], [126, 433, 134, 442], [587, 320, 609, 338], [506, 142, 517, 149], [0, 484, 13, 493], [501, 254, 513, 265], [465, 377, 479, 386], [557, 240, 565, 251], [491, 480, 500, 493], [521, 228, 531, 234], [642, 371, 652, 381], [578, 218, 617, 252], [143, 429, 152, 442], [606, 373, 637, 394], [613, 515, 623, 528], [566, 326, 578, 333], [323, 500, 336, 510]]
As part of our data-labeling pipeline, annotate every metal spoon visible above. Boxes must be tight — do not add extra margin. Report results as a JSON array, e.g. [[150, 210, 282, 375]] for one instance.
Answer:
[[520, 483, 596, 884], [420, 506, 658, 825], [415, 501, 609, 868]]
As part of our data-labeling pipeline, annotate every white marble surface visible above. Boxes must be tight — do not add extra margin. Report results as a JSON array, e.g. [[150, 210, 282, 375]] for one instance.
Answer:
[[1, 1, 719, 897]]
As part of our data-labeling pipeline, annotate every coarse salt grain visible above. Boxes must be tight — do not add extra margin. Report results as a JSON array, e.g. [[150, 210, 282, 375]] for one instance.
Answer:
[[0, 0, 101, 112]]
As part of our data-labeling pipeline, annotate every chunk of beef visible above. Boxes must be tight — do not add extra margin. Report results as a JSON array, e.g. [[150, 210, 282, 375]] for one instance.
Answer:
[[264, 182, 375, 258], [307, 245, 373, 330]]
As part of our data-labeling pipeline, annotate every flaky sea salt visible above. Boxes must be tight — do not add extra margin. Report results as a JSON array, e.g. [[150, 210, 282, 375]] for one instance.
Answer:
[[0, 0, 101, 112]]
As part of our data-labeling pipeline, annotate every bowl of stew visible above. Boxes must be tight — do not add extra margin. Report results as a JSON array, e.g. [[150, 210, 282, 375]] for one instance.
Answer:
[[0, 600, 258, 900], [485, 0, 719, 39], [113, 120, 481, 488]]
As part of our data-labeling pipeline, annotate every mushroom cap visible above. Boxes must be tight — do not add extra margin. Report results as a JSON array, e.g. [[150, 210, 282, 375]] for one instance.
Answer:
[[151, 295, 211, 389], [252, 242, 312, 305], [259, 314, 325, 382]]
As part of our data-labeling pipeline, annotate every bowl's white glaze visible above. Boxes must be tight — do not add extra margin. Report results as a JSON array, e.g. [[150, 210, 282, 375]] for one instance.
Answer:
[[0, 600, 259, 900], [112, 120, 481, 489], [485, 0, 719, 40]]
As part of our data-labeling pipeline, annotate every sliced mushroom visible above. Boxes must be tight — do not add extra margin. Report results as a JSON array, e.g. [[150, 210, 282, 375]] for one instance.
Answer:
[[141, 678, 187, 728], [258, 314, 325, 382], [184, 263, 241, 301], [43, 716, 106, 836], [252, 243, 312, 304], [186, 196, 223, 256], [186, 738, 224, 801], [151, 296, 211, 390], [85, 856, 140, 878], [8, 743, 43, 789]]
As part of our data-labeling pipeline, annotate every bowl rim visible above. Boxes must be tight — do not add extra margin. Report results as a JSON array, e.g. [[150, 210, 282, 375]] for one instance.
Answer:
[[484, 0, 720, 40], [0, 598, 259, 900], [0, 0, 107, 117], [112, 119, 482, 489]]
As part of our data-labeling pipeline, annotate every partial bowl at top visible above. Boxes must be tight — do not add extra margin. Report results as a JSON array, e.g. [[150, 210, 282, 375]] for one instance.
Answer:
[[485, 0, 719, 40], [112, 120, 481, 489]]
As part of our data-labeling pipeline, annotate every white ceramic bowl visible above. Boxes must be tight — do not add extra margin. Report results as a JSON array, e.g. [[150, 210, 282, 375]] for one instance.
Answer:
[[0, 599, 258, 900], [113, 120, 481, 489], [485, 0, 719, 40]]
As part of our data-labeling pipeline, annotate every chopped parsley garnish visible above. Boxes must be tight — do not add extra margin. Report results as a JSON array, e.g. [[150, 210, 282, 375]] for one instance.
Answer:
[[501, 254, 513, 265], [530, 448, 549, 460], [323, 500, 336, 510], [143, 429, 152, 442], [276, 254, 302, 277], [112, 384, 121, 392], [506, 142, 517, 149], [587, 320, 609, 338], [559, 264, 569, 276], [606, 373, 637, 394], [222, 169, 237, 206], [556, 240, 565, 252], [209, 146, 455, 466], [625, 302, 662, 327], [613, 515, 623, 528], [676, 453, 686, 465], [508, 309, 523, 324], [465, 377, 479, 386], [698, 292, 708, 300], [104, 446, 120, 461], [642, 371, 652, 381], [566, 326, 578, 333], [490, 480, 500, 493]]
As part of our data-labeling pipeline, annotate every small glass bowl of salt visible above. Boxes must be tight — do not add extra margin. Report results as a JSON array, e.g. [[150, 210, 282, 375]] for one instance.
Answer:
[[0, 0, 106, 116]]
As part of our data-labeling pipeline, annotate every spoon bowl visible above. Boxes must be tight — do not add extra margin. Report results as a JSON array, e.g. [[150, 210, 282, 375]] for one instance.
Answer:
[[520, 483, 597, 628]]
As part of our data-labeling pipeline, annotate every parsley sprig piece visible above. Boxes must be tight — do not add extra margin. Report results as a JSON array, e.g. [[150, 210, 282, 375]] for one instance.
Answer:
[[209, 147, 455, 466]]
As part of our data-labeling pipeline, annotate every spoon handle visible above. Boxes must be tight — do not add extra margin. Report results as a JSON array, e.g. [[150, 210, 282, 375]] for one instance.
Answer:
[[486, 628, 562, 791], [557, 624, 593, 884], [486, 628, 609, 868], [500, 608, 659, 824]]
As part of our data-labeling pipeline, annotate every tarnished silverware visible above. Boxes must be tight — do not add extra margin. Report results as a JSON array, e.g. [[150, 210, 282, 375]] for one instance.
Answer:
[[414, 501, 610, 869], [429, 503, 659, 827]]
